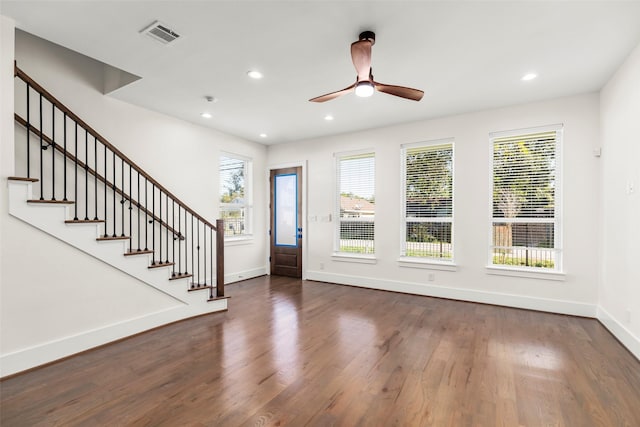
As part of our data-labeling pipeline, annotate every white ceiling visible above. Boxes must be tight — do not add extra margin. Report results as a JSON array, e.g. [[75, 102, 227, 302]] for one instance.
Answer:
[[3, 1, 640, 145]]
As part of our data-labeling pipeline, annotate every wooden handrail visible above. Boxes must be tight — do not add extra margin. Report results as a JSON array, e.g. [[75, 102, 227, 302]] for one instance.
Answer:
[[14, 114, 184, 239], [14, 63, 217, 231]]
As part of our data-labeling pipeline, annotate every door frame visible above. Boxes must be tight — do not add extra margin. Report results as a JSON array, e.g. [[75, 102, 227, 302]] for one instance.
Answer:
[[267, 161, 307, 279]]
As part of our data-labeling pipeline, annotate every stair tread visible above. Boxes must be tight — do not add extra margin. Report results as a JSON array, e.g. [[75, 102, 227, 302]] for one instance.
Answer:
[[124, 249, 154, 256], [28, 199, 75, 204], [188, 284, 212, 292], [65, 219, 104, 224], [148, 261, 175, 269], [8, 176, 39, 182], [96, 236, 130, 241], [169, 273, 193, 280]]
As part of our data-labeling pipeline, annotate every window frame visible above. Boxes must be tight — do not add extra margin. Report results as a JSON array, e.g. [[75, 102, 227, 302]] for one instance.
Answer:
[[333, 149, 376, 262], [399, 138, 455, 267], [219, 152, 253, 242], [487, 124, 564, 277]]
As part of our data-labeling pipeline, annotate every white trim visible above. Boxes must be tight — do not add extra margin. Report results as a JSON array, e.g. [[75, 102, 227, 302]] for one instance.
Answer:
[[306, 270, 595, 317], [334, 149, 376, 256], [331, 253, 377, 264], [489, 123, 564, 139], [486, 265, 566, 281], [597, 306, 640, 361], [398, 257, 458, 271], [224, 235, 253, 246], [0, 300, 227, 378], [224, 266, 267, 284], [400, 138, 455, 262], [488, 124, 564, 273]]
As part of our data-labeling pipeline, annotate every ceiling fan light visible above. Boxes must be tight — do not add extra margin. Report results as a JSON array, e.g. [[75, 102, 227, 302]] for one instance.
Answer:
[[355, 81, 375, 97]]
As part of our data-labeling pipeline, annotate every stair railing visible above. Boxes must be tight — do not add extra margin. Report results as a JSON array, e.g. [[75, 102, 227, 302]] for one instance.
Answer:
[[13, 63, 225, 299]]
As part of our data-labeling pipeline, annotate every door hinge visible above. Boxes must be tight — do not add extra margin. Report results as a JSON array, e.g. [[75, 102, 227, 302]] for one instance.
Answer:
[[269, 256, 272, 262]]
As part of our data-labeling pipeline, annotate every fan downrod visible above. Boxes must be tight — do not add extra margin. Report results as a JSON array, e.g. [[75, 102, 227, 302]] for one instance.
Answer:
[[359, 30, 375, 46]]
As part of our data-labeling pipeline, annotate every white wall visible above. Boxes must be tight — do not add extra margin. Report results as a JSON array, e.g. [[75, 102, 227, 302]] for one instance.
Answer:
[[598, 42, 640, 357], [268, 93, 602, 316], [1, 29, 268, 369]]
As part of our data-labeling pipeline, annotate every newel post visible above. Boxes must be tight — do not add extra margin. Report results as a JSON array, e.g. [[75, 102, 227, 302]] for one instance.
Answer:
[[216, 219, 225, 297]]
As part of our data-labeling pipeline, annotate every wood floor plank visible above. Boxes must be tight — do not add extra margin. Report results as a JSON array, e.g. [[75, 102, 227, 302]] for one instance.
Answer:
[[1, 275, 639, 426]]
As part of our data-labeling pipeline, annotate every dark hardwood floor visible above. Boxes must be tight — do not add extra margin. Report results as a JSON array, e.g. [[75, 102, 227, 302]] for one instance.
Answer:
[[1, 275, 639, 426]]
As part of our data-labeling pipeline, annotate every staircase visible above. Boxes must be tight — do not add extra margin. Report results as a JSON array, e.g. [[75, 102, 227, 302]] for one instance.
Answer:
[[8, 64, 227, 329]]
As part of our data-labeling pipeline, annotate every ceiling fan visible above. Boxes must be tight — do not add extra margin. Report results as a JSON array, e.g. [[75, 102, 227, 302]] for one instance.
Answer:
[[309, 31, 424, 103]]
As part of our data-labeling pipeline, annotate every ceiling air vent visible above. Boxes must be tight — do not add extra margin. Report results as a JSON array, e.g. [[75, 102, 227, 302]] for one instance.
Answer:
[[140, 20, 180, 44]]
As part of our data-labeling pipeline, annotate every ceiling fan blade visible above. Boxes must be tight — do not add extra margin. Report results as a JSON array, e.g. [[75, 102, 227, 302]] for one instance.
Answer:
[[374, 82, 424, 101], [309, 83, 356, 103], [351, 39, 372, 81]]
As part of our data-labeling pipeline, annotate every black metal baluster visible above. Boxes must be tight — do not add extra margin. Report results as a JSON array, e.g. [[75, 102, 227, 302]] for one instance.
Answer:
[[112, 151, 116, 237], [144, 177, 148, 251], [183, 208, 188, 276], [151, 183, 156, 264], [197, 219, 201, 286], [26, 83, 31, 178], [39, 94, 43, 200], [210, 226, 214, 300], [172, 199, 176, 277], [84, 130, 89, 220], [177, 205, 182, 275], [165, 193, 169, 264], [63, 113, 67, 201], [120, 157, 125, 237], [137, 171, 141, 251], [73, 122, 78, 219], [129, 164, 133, 250], [93, 137, 98, 220], [158, 190, 163, 264], [203, 222, 207, 286], [191, 214, 194, 287], [51, 104, 55, 200], [103, 146, 107, 237]]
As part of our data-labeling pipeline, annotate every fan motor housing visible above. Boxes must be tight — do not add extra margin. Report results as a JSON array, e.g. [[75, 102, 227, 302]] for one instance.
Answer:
[[359, 31, 376, 45]]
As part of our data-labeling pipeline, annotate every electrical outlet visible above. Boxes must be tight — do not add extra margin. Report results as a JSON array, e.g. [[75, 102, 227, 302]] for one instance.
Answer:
[[625, 309, 632, 324], [319, 263, 325, 270], [427, 273, 435, 282], [626, 181, 635, 195]]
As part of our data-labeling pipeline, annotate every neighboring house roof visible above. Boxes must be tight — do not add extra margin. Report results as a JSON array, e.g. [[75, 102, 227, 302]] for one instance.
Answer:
[[341, 196, 375, 214]]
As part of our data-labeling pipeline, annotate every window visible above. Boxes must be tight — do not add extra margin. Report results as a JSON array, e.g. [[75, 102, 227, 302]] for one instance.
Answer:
[[335, 151, 375, 255], [401, 140, 454, 261], [490, 125, 562, 270], [219, 154, 251, 238]]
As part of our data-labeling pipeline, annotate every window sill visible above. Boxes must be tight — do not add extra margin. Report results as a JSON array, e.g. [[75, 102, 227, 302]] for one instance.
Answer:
[[331, 253, 377, 264], [485, 265, 566, 281], [398, 257, 458, 271], [224, 235, 253, 246]]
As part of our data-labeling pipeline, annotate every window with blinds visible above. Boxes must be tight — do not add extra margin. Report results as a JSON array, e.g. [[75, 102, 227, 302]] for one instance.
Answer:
[[219, 154, 251, 238], [335, 151, 375, 255], [401, 140, 454, 260], [490, 126, 562, 270]]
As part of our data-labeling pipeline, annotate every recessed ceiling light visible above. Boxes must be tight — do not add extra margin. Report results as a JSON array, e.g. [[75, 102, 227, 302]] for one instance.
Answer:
[[201, 112, 212, 119], [247, 70, 263, 79], [259, 133, 268, 138], [324, 115, 334, 121], [521, 73, 537, 81]]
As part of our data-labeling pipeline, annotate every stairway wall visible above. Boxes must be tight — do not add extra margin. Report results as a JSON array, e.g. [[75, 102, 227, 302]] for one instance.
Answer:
[[1, 26, 268, 376]]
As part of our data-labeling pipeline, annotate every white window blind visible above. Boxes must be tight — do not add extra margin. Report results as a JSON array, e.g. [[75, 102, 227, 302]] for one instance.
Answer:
[[490, 127, 561, 270], [219, 155, 250, 238], [336, 152, 375, 254], [402, 141, 454, 260]]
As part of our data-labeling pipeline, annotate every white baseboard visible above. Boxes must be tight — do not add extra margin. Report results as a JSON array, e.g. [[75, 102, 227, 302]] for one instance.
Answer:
[[225, 266, 267, 284], [0, 298, 227, 378], [306, 270, 597, 317], [597, 306, 640, 360]]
